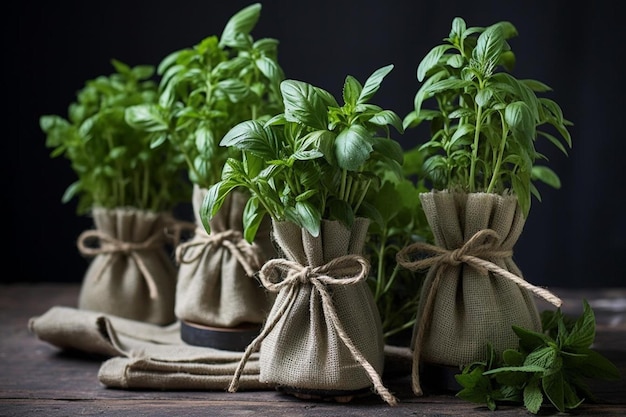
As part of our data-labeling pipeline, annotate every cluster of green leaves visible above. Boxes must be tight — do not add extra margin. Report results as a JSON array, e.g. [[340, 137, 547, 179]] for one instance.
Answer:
[[404, 17, 573, 216], [126, 3, 285, 190], [200, 64, 405, 241], [365, 146, 433, 340], [40, 59, 190, 214], [455, 300, 621, 414]]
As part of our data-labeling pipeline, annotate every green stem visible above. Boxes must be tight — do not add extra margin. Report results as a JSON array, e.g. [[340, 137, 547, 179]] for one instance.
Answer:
[[486, 111, 508, 194], [469, 104, 484, 193], [374, 235, 387, 301]]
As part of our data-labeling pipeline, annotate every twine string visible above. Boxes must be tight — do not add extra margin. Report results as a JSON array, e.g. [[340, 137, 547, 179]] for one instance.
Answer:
[[395, 228, 562, 396], [76, 229, 165, 299], [228, 255, 399, 406], [175, 229, 264, 276]]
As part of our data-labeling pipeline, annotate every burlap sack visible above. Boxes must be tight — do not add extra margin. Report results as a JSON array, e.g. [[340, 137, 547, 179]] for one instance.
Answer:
[[175, 186, 275, 328], [77, 207, 177, 325], [396, 190, 561, 395], [228, 218, 397, 405]]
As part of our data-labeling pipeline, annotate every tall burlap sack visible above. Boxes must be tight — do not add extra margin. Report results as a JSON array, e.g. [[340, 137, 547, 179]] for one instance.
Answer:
[[77, 207, 177, 325], [396, 190, 561, 396], [228, 218, 398, 406], [175, 185, 275, 328]]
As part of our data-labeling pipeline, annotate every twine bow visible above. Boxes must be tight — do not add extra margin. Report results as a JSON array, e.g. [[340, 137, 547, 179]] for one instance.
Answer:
[[174, 229, 264, 277], [228, 255, 399, 406], [77, 229, 166, 299], [395, 228, 562, 396]]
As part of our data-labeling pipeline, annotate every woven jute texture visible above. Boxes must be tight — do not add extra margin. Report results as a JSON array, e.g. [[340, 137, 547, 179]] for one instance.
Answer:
[[76, 207, 177, 325], [175, 186, 275, 328], [227, 218, 399, 404], [397, 191, 545, 395]]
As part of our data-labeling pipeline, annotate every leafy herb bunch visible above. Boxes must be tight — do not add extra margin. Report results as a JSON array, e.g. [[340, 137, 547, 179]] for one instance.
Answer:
[[200, 64, 405, 242], [456, 300, 621, 414], [366, 148, 433, 340], [40, 59, 190, 215], [126, 3, 285, 190], [404, 17, 573, 216]]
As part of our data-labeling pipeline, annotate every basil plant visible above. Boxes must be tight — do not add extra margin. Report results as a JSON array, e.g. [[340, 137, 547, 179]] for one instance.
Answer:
[[404, 17, 573, 216], [201, 64, 405, 242], [40, 59, 190, 215], [126, 3, 285, 190]]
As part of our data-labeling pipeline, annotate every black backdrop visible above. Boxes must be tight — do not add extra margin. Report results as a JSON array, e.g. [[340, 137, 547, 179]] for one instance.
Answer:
[[12, 1, 624, 288]]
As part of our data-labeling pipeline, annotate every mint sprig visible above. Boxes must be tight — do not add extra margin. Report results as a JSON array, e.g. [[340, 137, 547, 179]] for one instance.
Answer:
[[455, 300, 621, 414]]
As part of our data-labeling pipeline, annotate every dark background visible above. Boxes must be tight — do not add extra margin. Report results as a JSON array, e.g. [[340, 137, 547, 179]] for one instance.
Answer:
[[12, 1, 624, 288]]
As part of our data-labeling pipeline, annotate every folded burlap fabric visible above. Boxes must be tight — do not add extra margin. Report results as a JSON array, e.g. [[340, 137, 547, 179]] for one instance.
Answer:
[[28, 306, 412, 393], [28, 306, 265, 390]]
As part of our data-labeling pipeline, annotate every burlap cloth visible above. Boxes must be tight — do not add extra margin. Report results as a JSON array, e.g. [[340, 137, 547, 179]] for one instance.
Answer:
[[28, 306, 264, 390], [28, 305, 412, 392]]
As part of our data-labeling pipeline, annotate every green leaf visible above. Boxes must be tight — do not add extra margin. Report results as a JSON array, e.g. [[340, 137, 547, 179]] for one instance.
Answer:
[[564, 299, 596, 349], [219, 3, 261, 48], [368, 110, 404, 134], [242, 196, 265, 243], [343, 75, 361, 107], [417, 44, 453, 82], [542, 370, 566, 412], [531, 165, 561, 189], [335, 125, 373, 170], [281, 80, 330, 130], [568, 348, 621, 380], [523, 379, 543, 414], [358, 64, 393, 104], [295, 200, 321, 237], [513, 325, 551, 352]]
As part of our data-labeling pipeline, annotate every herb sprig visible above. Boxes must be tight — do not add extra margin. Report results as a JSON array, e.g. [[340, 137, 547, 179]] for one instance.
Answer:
[[455, 300, 621, 414]]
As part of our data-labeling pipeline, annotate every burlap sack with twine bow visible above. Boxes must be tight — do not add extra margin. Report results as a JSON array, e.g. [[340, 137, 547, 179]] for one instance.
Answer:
[[77, 207, 177, 325], [396, 191, 562, 396], [175, 186, 275, 329], [228, 218, 398, 406]]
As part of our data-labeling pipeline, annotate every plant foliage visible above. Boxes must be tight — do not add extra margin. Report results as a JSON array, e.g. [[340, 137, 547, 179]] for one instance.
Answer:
[[455, 300, 621, 414], [125, 3, 285, 189], [365, 146, 433, 340], [200, 64, 405, 241], [40, 59, 190, 214], [404, 17, 573, 216]]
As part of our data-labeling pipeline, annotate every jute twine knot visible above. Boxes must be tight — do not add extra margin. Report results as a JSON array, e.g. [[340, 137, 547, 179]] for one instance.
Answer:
[[228, 255, 399, 406], [396, 228, 562, 396], [175, 229, 264, 277], [77, 229, 166, 299]]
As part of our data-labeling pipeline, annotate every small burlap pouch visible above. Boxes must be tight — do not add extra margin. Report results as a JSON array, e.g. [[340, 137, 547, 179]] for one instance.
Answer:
[[76, 207, 177, 325], [396, 190, 562, 395], [228, 218, 398, 406], [174, 186, 275, 349]]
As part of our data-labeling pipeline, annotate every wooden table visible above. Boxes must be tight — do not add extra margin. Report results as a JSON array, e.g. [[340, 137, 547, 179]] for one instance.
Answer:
[[1, 284, 625, 416]]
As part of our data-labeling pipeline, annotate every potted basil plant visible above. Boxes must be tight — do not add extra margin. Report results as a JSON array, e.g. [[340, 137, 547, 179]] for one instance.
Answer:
[[201, 64, 404, 405], [126, 3, 285, 350], [397, 17, 572, 395], [39, 59, 191, 325]]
